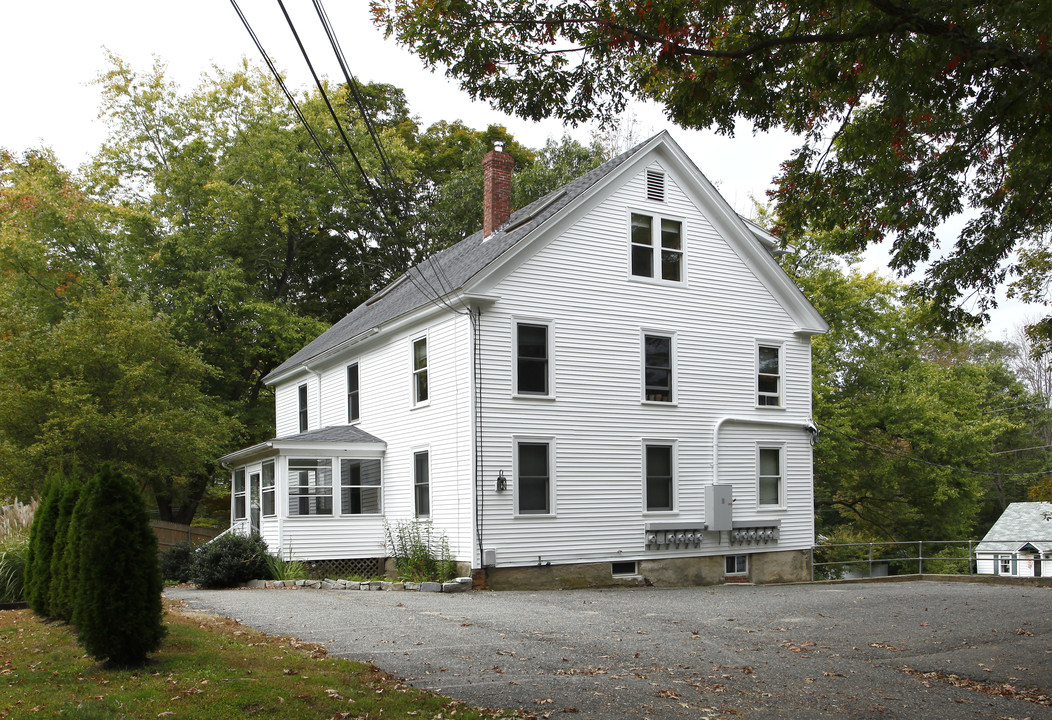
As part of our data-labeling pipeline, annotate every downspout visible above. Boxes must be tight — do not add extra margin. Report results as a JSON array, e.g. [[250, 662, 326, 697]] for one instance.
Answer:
[[470, 307, 486, 580]]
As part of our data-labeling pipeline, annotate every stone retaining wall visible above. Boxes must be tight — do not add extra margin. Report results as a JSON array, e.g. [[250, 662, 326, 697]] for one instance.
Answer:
[[240, 577, 473, 593]]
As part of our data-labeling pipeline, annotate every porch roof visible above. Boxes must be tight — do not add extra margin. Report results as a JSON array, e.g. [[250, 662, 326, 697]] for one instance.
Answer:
[[219, 425, 386, 467]]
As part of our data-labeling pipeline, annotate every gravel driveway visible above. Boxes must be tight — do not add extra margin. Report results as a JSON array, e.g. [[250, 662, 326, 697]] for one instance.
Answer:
[[167, 581, 1052, 719]]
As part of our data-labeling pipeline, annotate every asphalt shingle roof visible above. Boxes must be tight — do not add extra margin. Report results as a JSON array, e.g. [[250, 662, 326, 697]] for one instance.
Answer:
[[264, 134, 659, 382], [976, 502, 1052, 553], [271, 425, 385, 445]]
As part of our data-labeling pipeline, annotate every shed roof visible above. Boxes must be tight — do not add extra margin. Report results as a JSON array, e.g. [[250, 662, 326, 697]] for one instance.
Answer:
[[976, 502, 1052, 554]]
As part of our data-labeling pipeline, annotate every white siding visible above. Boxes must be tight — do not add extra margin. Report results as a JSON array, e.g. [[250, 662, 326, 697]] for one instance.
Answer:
[[267, 311, 475, 562], [474, 162, 816, 567]]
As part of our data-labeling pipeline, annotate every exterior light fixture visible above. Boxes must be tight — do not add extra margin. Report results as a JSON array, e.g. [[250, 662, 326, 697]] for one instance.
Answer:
[[496, 470, 507, 492]]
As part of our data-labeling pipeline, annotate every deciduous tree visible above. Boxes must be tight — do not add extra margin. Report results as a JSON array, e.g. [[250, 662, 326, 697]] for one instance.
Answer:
[[376, 0, 1052, 333]]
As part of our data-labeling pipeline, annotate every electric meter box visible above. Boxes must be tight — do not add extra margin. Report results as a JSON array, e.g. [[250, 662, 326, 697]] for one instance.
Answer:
[[705, 484, 733, 531]]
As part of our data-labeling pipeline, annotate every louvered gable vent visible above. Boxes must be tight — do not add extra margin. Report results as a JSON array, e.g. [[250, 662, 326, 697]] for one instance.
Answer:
[[646, 169, 665, 201]]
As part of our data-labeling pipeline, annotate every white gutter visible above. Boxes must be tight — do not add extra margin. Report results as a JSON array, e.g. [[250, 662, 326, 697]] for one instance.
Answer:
[[712, 416, 819, 484]]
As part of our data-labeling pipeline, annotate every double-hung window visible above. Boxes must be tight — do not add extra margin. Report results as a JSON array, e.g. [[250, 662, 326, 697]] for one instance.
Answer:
[[758, 447, 782, 507], [347, 363, 360, 422], [288, 458, 333, 516], [643, 334, 673, 403], [758, 345, 781, 406], [516, 440, 552, 515], [233, 468, 246, 520], [414, 451, 430, 517], [515, 322, 550, 395], [412, 337, 428, 405], [298, 384, 308, 432], [631, 213, 683, 282], [644, 443, 674, 511], [261, 461, 275, 517], [340, 458, 381, 515]]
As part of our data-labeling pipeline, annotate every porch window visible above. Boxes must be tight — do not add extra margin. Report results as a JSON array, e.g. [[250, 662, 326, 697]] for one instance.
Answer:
[[288, 458, 333, 516], [340, 458, 381, 515], [261, 460, 275, 517], [233, 468, 246, 520]]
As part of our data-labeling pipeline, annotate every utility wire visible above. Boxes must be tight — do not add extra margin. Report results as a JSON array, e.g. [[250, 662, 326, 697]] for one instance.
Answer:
[[228, 0, 356, 201], [817, 421, 1052, 478], [276, 0, 375, 197]]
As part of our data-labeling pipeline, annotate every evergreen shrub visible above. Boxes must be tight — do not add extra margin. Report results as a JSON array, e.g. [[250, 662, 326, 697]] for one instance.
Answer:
[[160, 541, 196, 584], [72, 466, 165, 667], [48, 482, 82, 622], [190, 532, 269, 588], [25, 479, 62, 616]]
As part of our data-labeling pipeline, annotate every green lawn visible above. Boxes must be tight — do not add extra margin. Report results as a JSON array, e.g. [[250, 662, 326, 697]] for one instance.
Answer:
[[0, 601, 528, 719]]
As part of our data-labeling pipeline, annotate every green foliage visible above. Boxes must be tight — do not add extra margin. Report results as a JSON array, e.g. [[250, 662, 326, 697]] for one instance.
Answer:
[[264, 552, 307, 582], [159, 541, 196, 584], [0, 498, 35, 604], [25, 480, 63, 616], [189, 532, 269, 589], [378, 1, 1052, 333], [47, 481, 82, 622], [0, 281, 237, 521], [779, 229, 1052, 541], [384, 520, 456, 583], [71, 465, 165, 667]]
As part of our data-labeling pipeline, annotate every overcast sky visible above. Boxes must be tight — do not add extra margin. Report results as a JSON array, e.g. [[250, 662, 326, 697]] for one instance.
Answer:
[[1, 0, 1033, 338]]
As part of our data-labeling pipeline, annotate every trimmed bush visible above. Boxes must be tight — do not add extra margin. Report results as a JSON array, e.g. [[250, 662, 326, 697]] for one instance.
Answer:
[[25, 479, 62, 616], [48, 481, 82, 622], [190, 532, 269, 588], [160, 541, 196, 584], [72, 466, 165, 667]]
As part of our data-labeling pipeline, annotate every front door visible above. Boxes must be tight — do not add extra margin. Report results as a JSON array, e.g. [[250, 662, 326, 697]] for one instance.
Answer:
[[1036, 557, 1043, 577], [250, 471, 261, 534]]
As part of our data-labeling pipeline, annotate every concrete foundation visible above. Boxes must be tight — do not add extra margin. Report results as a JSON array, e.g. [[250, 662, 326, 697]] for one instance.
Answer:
[[480, 549, 810, 590]]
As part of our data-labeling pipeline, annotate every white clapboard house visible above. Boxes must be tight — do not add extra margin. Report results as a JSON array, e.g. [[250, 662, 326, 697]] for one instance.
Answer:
[[975, 502, 1051, 578], [220, 131, 828, 588]]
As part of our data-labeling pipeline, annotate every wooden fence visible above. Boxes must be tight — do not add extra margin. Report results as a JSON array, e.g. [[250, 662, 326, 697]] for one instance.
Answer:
[[150, 520, 223, 553]]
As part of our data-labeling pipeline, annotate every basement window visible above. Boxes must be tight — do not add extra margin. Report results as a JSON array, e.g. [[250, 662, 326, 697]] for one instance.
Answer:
[[725, 555, 748, 575], [611, 561, 639, 577]]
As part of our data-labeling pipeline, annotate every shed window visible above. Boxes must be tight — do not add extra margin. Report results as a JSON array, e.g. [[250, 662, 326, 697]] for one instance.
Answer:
[[288, 458, 333, 516]]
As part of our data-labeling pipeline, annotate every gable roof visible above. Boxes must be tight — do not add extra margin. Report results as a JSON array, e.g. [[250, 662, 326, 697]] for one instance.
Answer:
[[265, 131, 826, 384], [976, 502, 1052, 554]]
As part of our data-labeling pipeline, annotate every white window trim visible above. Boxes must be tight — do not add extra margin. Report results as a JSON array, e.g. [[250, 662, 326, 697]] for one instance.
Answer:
[[287, 457, 335, 517], [756, 443, 786, 510], [512, 318, 556, 399], [297, 383, 309, 432], [411, 333, 430, 408], [337, 456, 383, 517], [232, 467, 247, 521], [413, 447, 431, 518], [261, 460, 276, 518], [756, 340, 785, 409], [513, 436, 556, 518], [627, 207, 687, 286], [347, 362, 361, 424], [640, 329, 677, 405], [725, 554, 749, 575], [641, 439, 678, 515]]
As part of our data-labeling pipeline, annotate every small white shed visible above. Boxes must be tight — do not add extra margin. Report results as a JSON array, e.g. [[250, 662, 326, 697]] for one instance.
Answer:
[[975, 502, 1052, 577]]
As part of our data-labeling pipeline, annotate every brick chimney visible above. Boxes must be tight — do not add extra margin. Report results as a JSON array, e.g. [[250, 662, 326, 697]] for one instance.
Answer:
[[483, 141, 513, 238]]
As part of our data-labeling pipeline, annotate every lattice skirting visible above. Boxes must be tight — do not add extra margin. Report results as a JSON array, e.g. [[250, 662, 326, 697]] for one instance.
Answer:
[[304, 557, 384, 580]]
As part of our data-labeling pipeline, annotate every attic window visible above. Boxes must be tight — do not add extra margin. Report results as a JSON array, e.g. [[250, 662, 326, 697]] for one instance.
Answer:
[[646, 170, 665, 202]]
